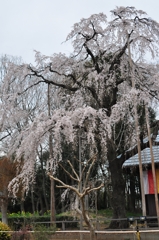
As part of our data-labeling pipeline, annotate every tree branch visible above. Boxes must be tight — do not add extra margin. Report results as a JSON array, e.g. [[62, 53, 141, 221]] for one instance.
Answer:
[[67, 160, 80, 181], [58, 162, 78, 182], [48, 173, 81, 197]]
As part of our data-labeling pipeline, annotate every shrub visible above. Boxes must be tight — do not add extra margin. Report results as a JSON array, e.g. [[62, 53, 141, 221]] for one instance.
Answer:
[[0, 221, 11, 240], [31, 224, 56, 240]]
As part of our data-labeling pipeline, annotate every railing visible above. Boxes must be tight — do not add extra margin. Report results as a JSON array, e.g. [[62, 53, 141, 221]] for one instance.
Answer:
[[5, 218, 159, 240], [13, 216, 159, 231]]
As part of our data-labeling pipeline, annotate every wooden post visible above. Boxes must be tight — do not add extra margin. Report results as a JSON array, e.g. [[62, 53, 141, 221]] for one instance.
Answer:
[[48, 83, 56, 223], [79, 134, 83, 240], [62, 221, 65, 230], [145, 105, 159, 225], [128, 37, 146, 216]]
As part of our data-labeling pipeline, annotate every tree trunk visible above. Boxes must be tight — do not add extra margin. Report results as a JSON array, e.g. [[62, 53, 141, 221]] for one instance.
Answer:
[[129, 173, 136, 212], [31, 186, 35, 213], [81, 197, 95, 240], [40, 158, 49, 212], [107, 139, 128, 229], [39, 195, 44, 215], [50, 177, 56, 222], [1, 198, 8, 224], [38, 147, 49, 212], [20, 199, 25, 212]]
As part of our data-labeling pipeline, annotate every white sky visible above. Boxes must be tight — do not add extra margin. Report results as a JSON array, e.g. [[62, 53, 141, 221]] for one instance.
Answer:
[[1, 0, 159, 64]]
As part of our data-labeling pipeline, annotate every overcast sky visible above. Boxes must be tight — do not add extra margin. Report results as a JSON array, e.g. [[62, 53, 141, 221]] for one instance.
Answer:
[[1, 0, 159, 64]]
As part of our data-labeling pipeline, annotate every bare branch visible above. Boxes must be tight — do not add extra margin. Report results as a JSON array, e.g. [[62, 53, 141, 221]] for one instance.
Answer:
[[0, 133, 11, 141], [58, 162, 79, 182], [84, 154, 97, 188], [48, 173, 81, 197], [87, 183, 104, 194], [67, 160, 79, 181]]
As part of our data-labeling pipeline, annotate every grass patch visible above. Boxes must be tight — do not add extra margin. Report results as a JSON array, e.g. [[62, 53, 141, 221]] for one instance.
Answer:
[[126, 211, 142, 218], [97, 209, 113, 217]]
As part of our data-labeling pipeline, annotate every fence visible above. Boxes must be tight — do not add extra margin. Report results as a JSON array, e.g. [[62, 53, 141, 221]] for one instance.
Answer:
[[13, 215, 158, 230], [5, 217, 159, 240]]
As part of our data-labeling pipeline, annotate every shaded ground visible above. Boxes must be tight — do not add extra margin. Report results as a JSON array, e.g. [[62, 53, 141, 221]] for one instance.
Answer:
[[56, 209, 142, 230]]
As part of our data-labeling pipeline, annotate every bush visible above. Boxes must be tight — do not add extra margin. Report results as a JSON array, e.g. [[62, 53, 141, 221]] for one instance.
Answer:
[[7, 215, 78, 230], [0, 221, 11, 240], [7, 216, 51, 229], [31, 224, 56, 240]]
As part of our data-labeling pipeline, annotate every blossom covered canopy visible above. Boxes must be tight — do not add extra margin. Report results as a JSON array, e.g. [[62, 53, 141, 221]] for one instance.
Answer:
[[0, 7, 159, 194]]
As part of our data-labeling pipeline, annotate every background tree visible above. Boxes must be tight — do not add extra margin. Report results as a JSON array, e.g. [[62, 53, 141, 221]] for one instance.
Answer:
[[0, 157, 22, 224]]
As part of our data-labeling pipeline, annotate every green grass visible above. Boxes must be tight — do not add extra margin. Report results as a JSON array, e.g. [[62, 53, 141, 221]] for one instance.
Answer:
[[126, 211, 142, 218], [90, 208, 142, 219], [97, 209, 113, 217], [56, 211, 72, 217]]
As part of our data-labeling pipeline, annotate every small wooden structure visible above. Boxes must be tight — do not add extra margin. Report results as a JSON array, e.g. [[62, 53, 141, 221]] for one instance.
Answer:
[[123, 134, 159, 216]]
